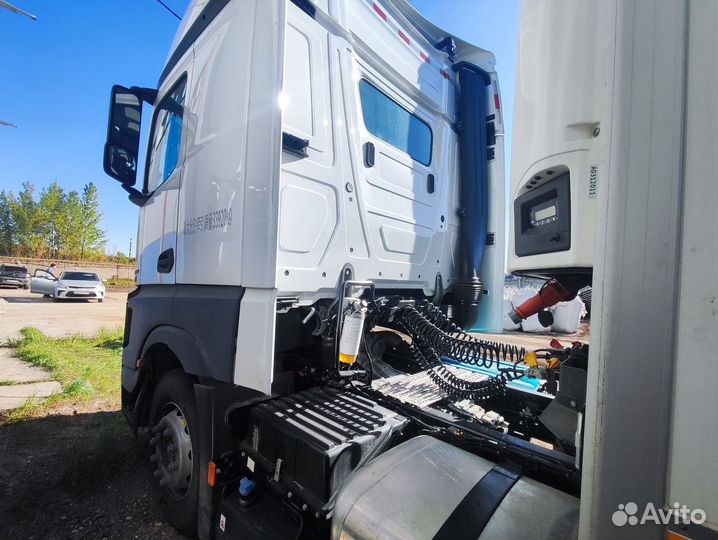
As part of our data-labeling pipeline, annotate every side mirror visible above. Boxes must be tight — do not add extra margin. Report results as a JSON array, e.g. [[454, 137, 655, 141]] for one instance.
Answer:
[[104, 86, 142, 185], [103, 86, 156, 187], [104, 142, 138, 185]]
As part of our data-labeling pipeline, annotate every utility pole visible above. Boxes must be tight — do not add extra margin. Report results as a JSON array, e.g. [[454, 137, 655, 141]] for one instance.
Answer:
[[0, 1, 36, 20], [129, 238, 133, 259], [1, 2, 36, 128]]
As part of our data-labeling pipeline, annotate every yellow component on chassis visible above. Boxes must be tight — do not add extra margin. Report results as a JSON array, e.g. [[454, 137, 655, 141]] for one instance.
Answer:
[[524, 351, 539, 368]]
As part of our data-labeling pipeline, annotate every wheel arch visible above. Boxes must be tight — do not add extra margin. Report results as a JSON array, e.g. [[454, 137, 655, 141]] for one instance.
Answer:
[[133, 325, 210, 429], [141, 325, 214, 376]]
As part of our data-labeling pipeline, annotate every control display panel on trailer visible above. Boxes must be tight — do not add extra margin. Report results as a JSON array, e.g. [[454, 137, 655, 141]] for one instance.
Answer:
[[514, 172, 571, 256], [530, 202, 559, 228]]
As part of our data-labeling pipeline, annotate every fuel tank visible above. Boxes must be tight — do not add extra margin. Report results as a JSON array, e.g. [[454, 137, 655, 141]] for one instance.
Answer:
[[332, 435, 579, 540]]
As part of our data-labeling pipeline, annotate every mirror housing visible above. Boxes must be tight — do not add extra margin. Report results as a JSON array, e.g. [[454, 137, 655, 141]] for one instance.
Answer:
[[103, 85, 157, 186]]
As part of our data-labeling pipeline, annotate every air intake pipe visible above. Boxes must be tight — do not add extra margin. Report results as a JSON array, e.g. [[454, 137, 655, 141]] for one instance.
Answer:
[[453, 63, 491, 329]]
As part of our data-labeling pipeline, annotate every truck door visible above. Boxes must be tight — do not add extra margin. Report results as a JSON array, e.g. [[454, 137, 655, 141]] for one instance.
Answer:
[[137, 65, 191, 285], [353, 65, 442, 276]]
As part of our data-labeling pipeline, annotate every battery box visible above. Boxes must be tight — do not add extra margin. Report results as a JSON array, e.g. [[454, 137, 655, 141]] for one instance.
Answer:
[[240, 386, 408, 512]]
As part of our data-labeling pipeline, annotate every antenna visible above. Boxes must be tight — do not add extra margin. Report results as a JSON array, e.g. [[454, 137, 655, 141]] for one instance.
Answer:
[[152, 0, 181, 21]]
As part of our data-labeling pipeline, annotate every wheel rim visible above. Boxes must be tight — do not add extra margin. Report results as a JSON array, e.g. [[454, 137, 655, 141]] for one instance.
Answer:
[[150, 402, 193, 498]]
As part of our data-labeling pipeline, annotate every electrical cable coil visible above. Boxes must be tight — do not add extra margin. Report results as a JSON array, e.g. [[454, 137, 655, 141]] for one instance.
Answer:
[[392, 301, 526, 401]]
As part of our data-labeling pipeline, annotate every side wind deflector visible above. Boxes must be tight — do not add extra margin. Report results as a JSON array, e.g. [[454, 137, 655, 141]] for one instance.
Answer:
[[453, 62, 491, 329]]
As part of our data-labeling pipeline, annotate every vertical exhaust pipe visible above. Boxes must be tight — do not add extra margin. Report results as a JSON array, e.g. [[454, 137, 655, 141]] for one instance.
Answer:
[[453, 63, 491, 329]]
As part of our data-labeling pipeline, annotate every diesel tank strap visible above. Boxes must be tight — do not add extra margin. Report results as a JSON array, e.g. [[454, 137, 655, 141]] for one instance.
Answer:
[[432, 464, 521, 540]]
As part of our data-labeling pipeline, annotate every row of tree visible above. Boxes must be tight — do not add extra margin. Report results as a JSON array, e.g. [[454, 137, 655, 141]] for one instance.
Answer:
[[0, 181, 107, 260]]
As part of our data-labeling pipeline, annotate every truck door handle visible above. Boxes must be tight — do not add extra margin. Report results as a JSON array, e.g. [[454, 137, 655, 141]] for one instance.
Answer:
[[157, 248, 174, 273], [282, 132, 309, 158], [427, 174, 435, 193]]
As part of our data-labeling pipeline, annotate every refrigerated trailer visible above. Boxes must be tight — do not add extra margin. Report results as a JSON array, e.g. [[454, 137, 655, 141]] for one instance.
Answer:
[[103, 0, 717, 539], [507, 1, 718, 539]]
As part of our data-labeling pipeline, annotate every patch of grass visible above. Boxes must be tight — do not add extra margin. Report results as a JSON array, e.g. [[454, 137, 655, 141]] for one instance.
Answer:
[[105, 277, 135, 289], [2, 327, 123, 423], [3, 400, 38, 423]]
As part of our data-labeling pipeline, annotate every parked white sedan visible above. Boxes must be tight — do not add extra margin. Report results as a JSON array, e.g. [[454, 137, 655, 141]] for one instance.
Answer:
[[30, 270, 105, 302]]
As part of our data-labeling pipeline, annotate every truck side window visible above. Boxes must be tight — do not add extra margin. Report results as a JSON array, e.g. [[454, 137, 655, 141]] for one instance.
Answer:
[[146, 78, 187, 192], [358, 79, 432, 166]]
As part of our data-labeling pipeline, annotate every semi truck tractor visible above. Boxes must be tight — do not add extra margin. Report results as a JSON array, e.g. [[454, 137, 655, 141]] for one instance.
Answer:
[[103, 0, 717, 539]]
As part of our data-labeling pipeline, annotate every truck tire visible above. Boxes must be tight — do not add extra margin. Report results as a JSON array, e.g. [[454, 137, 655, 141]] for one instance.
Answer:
[[149, 370, 200, 537]]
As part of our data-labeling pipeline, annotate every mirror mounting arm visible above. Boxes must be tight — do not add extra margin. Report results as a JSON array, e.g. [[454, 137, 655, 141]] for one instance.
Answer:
[[130, 86, 158, 106], [121, 184, 150, 207]]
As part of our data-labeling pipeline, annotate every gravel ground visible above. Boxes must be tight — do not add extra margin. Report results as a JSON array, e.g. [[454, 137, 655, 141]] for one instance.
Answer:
[[0, 405, 185, 540], [0, 286, 185, 539], [0, 287, 128, 342], [479, 322, 590, 352]]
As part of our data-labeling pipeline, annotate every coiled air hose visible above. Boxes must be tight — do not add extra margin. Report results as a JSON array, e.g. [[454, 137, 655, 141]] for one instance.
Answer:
[[392, 301, 526, 401]]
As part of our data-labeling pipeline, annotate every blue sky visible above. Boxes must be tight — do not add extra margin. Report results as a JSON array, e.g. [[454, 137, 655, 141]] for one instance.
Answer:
[[0, 0, 518, 256]]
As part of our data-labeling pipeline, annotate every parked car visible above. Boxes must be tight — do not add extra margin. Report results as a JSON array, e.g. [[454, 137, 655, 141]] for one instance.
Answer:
[[0, 264, 31, 289], [30, 270, 105, 302]]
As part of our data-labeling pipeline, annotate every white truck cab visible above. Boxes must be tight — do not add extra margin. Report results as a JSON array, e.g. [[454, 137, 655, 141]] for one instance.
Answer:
[[106, 0, 506, 394]]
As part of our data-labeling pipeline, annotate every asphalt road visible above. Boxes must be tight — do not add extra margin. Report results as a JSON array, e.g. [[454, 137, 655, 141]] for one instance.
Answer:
[[0, 287, 129, 342]]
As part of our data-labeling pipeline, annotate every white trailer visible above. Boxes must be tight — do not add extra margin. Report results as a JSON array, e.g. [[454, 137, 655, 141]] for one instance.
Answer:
[[508, 0, 718, 539]]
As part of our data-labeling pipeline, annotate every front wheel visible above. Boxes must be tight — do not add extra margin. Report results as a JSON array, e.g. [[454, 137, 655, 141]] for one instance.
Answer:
[[98, 298, 104, 303], [149, 370, 200, 537]]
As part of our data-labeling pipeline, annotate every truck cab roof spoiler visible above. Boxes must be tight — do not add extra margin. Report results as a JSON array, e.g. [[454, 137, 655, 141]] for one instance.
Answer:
[[161, 0, 497, 87], [385, 0, 497, 70]]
